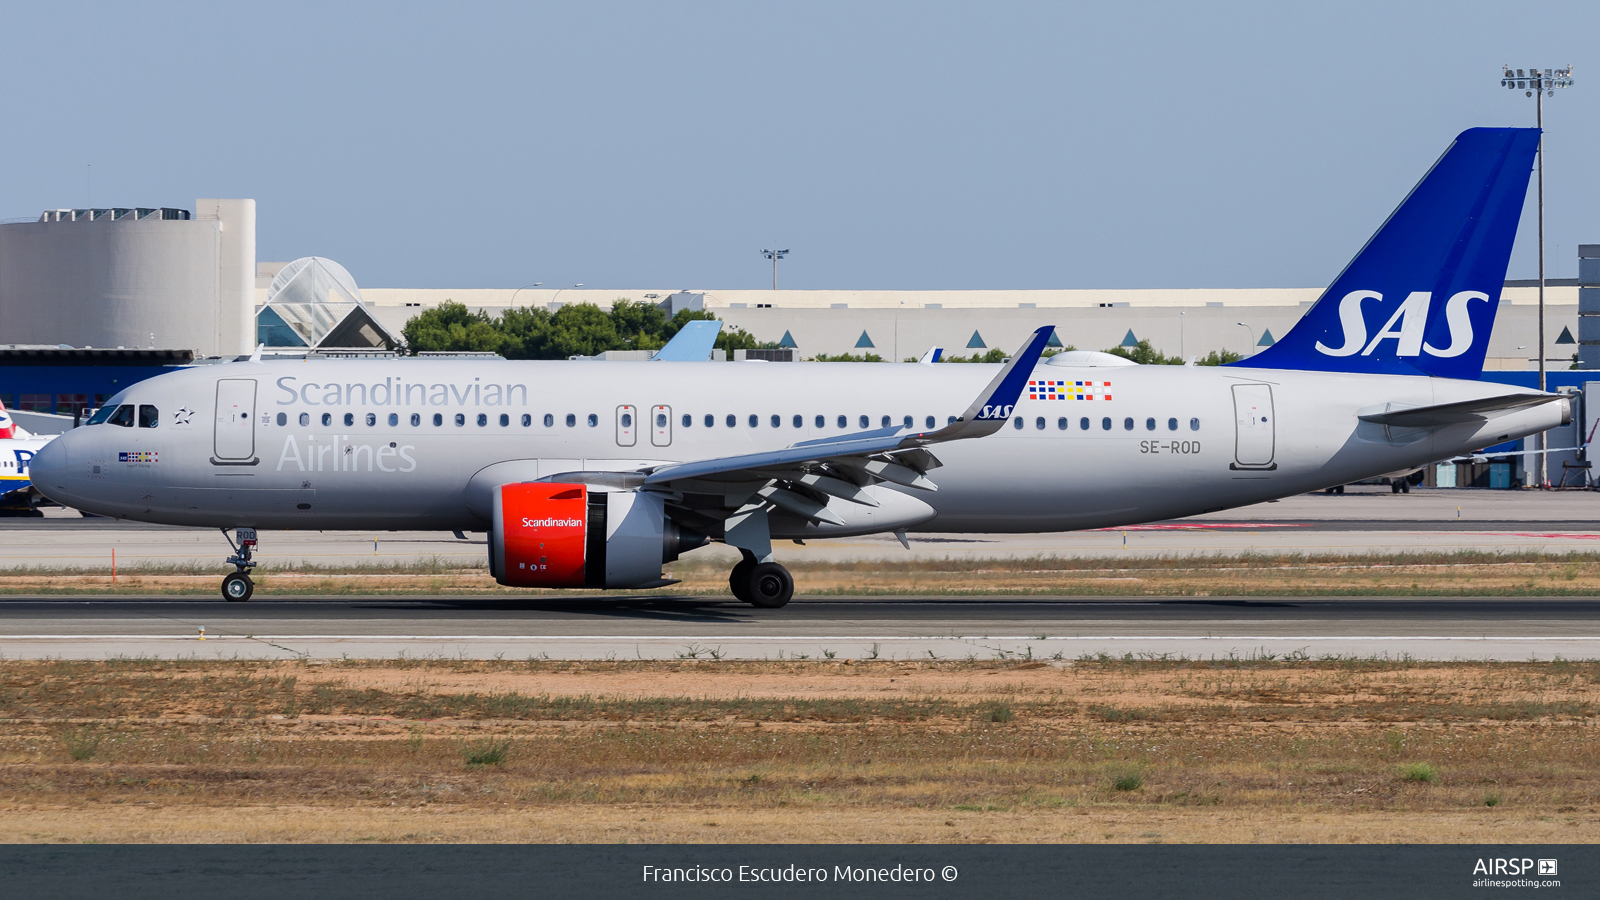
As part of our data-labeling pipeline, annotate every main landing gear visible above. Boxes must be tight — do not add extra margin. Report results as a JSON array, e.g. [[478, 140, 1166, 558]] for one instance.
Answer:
[[221, 527, 258, 602], [728, 554, 794, 609]]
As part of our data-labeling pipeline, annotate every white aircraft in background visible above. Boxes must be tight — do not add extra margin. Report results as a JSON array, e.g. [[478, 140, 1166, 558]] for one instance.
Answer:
[[29, 128, 1567, 606], [0, 398, 56, 515]]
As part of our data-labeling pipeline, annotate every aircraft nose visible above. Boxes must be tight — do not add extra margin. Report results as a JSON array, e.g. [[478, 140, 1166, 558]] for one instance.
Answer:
[[28, 434, 71, 505]]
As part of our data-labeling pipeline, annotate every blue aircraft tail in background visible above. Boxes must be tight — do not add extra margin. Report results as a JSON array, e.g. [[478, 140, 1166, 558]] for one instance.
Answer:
[[1242, 127, 1540, 381]]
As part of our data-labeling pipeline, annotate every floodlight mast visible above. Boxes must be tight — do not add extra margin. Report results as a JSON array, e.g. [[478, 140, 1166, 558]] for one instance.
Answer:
[[762, 248, 790, 291], [1500, 65, 1574, 488]]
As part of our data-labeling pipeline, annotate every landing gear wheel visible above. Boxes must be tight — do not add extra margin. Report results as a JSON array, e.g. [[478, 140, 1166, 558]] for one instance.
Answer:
[[729, 559, 755, 603], [1401, 482, 1411, 494], [222, 572, 254, 602], [745, 562, 794, 609], [1335, 485, 1345, 495], [1391, 482, 1402, 494]]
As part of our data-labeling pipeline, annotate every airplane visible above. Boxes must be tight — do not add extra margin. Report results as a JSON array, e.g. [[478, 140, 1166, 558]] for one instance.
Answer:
[[28, 127, 1567, 606], [0, 397, 56, 514]]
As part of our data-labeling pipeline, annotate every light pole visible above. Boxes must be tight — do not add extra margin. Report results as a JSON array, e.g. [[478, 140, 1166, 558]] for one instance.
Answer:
[[1501, 64, 1574, 488], [1179, 311, 1186, 359], [509, 282, 543, 307], [1236, 322, 1256, 358], [762, 248, 789, 291], [549, 283, 584, 310]]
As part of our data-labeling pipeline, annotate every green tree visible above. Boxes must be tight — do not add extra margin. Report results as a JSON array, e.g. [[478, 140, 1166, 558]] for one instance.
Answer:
[[812, 352, 884, 362], [496, 305, 553, 359], [1106, 339, 1184, 365], [609, 298, 669, 350], [401, 301, 505, 354], [542, 303, 620, 358], [942, 348, 1008, 364], [1196, 349, 1243, 366]]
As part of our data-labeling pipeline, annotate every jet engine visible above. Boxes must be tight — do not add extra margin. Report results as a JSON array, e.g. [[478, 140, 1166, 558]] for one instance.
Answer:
[[489, 483, 705, 589]]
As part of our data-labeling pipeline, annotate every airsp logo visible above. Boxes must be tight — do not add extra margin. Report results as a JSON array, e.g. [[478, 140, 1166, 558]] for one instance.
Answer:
[[1314, 290, 1488, 358]]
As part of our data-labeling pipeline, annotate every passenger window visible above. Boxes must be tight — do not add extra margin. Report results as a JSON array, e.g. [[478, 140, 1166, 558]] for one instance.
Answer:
[[1012, 417, 1023, 430], [475, 413, 486, 426], [109, 405, 134, 427], [435, 413, 445, 426], [816, 415, 825, 428], [389, 413, 399, 426], [499, 414, 510, 426], [837, 415, 847, 428], [1145, 417, 1156, 431], [455, 413, 466, 426], [770, 415, 780, 427], [793, 415, 802, 428], [682, 414, 692, 427], [858, 415, 869, 429], [299, 412, 310, 426], [1057, 417, 1067, 430], [1080, 417, 1090, 430], [544, 414, 554, 427], [1190, 418, 1200, 431], [925, 416, 935, 429], [413, 413, 423, 427], [365, 413, 376, 426], [881, 415, 891, 428], [344, 413, 355, 427], [1101, 417, 1111, 430], [274, 412, 286, 427], [748, 414, 758, 427], [1167, 417, 1178, 431], [948, 416, 957, 425], [521, 414, 532, 427], [621, 412, 633, 428], [705, 414, 714, 427], [1032, 417, 1042, 430], [903, 416, 912, 428], [726, 414, 736, 427], [566, 414, 577, 427], [657, 413, 668, 428], [587, 414, 598, 427], [1123, 417, 1134, 430], [322, 413, 333, 427]]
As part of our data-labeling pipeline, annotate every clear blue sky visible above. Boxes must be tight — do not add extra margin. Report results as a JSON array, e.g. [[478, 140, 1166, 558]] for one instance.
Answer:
[[3, 1, 1596, 290]]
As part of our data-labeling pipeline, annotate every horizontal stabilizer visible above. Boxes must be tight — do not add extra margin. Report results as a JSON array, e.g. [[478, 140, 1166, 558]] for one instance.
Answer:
[[1357, 393, 1557, 427]]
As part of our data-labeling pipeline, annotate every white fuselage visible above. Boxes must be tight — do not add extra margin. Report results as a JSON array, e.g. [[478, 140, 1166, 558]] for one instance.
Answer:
[[28, 358, 1566, 534]]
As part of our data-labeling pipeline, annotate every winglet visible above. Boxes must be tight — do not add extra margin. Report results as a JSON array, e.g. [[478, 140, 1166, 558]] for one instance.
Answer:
[[918, 346, 944, 365], [902, 326, 1053, 445], [653, 320, 724, 361], [248, 343, 264, 363]]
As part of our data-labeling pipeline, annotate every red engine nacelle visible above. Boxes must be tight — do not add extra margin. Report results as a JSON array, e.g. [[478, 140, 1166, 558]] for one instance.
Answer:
[[489, 482, 704, 589]]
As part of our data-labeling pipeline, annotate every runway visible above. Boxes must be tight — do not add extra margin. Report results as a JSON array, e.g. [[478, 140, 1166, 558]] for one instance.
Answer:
[[3, 595, 1598, 661]]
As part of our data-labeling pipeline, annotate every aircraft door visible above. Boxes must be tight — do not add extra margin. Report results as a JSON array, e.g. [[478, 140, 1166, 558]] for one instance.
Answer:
[[213, 379, 258, 462], [1230, 383, 1276, 470], [616, 405, 637, 447], [651, 405, 671, 447]]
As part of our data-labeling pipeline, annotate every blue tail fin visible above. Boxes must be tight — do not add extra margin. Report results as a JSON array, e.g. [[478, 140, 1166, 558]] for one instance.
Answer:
[[1242, 127, 1539, 380]]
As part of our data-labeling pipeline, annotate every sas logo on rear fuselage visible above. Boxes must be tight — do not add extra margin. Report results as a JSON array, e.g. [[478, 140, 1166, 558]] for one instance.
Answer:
[[976, 404, 1015, 420], [1313, 290, 1488, 358], [118, 451, 158, 463]]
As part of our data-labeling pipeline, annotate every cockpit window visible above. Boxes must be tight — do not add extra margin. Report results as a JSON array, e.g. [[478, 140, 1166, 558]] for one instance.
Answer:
[[138, 405, 159, 428], [86, 406, 116, 426], [108, 405, 135, 428]]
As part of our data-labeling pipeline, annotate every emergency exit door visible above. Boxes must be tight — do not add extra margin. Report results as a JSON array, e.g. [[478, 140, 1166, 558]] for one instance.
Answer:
[[616, 405, 637, 447], [213, 379, 257, 461], [1230, 383, 1276, 470], [651, 405, 672, 447]]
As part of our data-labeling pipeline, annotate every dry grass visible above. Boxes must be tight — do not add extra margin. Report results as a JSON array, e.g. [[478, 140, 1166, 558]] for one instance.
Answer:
[[8, 549, 1600, 596], [1, 658, 1599, 843]]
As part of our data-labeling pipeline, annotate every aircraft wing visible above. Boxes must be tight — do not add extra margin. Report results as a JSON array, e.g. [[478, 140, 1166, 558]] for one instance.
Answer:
[[641, 326, 1054, 495], [1357, 393, 1558, 427]]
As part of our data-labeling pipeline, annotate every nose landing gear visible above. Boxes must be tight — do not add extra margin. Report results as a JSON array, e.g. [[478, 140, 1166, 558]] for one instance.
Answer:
[[221, 527, 258, 602]]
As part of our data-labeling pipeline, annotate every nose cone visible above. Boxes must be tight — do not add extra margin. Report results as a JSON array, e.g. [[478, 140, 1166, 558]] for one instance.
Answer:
[[28, 435, 71, 506]]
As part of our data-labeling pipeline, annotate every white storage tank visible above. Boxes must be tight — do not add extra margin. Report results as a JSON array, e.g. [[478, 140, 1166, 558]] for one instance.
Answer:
[[0, 199, 255, 357]]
